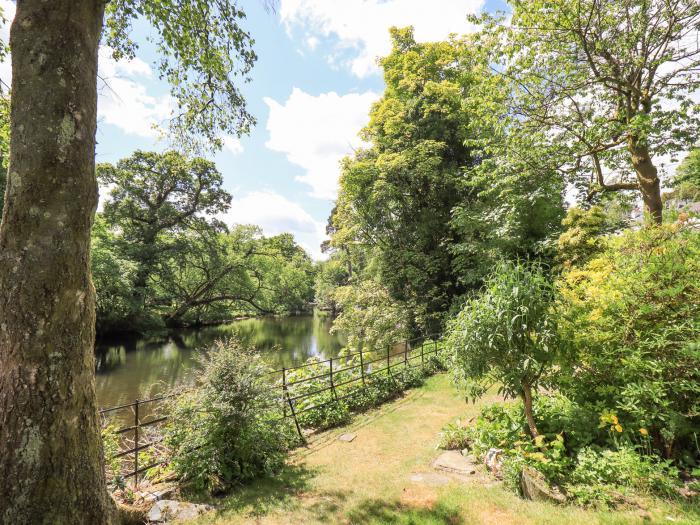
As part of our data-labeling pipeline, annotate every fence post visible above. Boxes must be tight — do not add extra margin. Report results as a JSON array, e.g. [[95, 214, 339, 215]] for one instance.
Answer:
[[133, 398, 139, 489], [434, 339, 438, 354], [421, 340, 425, 366], [386, 345, 390, 376], [330, 357, 338, 401], [286, 392, 305, 444], [282, 367, 287, 418], [404, 340, 408, 367], [359, 349, 366, 387]]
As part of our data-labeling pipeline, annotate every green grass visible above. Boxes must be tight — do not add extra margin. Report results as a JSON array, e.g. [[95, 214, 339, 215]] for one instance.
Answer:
[[183, 374, 700, 525]]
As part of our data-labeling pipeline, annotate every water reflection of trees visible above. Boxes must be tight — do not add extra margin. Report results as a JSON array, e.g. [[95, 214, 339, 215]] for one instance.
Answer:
[[94, 313, 346, 408]]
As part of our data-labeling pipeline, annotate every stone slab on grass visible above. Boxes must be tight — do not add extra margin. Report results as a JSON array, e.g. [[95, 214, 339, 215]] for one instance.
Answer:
[[433, 450, 478, 475], [147, 500, 213, 522], [409, 472, 450, 486], [337, 432, 357, 442]]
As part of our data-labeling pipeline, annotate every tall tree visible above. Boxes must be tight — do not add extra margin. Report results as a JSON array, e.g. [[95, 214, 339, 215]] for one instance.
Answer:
[[478, 0, 700, 223], [333, 28, 477, 333], [97, 150, 231, 311], [0, 1, 263, 522]]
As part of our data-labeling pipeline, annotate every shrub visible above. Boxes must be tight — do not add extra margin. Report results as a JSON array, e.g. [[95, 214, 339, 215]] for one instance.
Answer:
[[163, 339, 297, 494], [568, 447, 679, 496], [564, 446, 680, 507], [445, 396, 684, 507], [557, 224, 700, 461], [447, 259, 562, 438], [438, 421, 472, 450], [556, 204, 630, 270]]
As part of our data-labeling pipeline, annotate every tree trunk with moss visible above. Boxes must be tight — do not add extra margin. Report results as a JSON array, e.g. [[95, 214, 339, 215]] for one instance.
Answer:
[[0, 1, 117, 523]]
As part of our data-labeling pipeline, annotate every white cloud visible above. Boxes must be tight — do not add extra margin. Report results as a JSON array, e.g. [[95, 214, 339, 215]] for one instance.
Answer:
[[264, 87, 379, 199], [306, 36, 319, 50], [221, 190, 327, 259], [222, 136, 244, 155], [97, 47, 174, 138], [280, 0, 484, 77]]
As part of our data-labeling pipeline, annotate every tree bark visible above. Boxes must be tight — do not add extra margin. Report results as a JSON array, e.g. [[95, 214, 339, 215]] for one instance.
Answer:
[[521, 383, 539, 439], [0, 1, 116, 524], [629, 140, 663, 225]]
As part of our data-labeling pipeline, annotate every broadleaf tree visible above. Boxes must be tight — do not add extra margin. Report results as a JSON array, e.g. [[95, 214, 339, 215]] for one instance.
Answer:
[[475, 0, 700, 223], [0, 1, 270, 522], [97, 150, 232, 314]]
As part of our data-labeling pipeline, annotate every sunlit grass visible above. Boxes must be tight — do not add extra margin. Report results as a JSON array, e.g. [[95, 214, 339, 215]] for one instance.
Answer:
[[185, 374, 700, 525]]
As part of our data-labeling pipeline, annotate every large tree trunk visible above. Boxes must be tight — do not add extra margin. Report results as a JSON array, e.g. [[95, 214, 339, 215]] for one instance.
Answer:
[[629, 141, 663, 225], [0, 1, 116, 524]]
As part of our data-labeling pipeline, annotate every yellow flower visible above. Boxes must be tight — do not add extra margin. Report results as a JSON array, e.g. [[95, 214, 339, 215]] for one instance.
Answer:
[[611, 415, 619, 425], [614, 424, 623, 433], [639, 428, 649, 436]]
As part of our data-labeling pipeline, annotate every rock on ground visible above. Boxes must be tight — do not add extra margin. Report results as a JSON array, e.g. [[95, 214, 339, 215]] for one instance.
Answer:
[[519, 466, 567, 504], [433, 450, 478, 475], [147, 500, 214, 523]]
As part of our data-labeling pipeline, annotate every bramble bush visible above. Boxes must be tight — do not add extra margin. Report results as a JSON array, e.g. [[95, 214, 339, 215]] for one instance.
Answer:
[[163, 339, 298, 494]]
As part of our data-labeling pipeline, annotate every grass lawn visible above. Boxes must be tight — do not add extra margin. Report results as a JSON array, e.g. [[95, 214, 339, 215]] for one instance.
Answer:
[[185, 374, 700, 525]]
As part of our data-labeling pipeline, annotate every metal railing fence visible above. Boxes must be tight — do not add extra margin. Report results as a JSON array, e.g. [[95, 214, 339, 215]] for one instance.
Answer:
[[99, 334, 444, 487]]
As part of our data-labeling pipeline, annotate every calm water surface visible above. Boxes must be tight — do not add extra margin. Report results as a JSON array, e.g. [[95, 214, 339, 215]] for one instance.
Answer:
[[95, 312, 345, 409]]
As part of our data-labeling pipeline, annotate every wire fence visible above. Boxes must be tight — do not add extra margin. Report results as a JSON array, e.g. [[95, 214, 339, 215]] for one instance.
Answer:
[[99, 333, 445, 487]]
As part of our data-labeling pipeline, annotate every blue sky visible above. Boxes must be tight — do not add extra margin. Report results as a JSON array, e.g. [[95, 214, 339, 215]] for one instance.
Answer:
[[0, 0, 506, 259]]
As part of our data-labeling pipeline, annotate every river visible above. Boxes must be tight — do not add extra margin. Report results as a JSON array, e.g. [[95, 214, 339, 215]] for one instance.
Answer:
[[94, 312, 345, 409]]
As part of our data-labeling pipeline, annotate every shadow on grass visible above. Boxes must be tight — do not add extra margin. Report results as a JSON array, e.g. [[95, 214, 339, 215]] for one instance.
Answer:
[[346, 498, 463, 525], [205, 462, 347, 521]]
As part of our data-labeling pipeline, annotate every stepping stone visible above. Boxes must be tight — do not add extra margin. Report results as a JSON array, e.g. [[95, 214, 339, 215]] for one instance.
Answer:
[[337, 432, 357, 442], [409, 472, 450, 486], [147, 500, 213, 522], [433, 450, 478, 475]]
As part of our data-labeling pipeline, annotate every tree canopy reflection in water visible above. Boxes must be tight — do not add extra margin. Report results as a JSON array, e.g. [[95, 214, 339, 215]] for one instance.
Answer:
[[94, 312, 345, 408]]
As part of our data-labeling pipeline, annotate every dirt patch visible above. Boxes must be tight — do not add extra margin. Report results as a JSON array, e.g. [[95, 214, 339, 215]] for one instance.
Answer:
[[476, 505, 520, 525], [399, 486, 439, 509]]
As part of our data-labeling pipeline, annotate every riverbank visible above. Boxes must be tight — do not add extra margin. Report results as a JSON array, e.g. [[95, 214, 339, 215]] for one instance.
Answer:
[[183, 374, 699, 525], [96, 308, 321, 340]]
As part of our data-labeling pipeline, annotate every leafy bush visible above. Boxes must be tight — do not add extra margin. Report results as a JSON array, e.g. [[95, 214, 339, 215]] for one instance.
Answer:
[[285, 342, 446, 432], [567, 447, 679, 497], [557, 224, 700, 461], [102, 421, 124, 489], [564, 447, 681, 507], [447, 259, 562, 437], [556, 204, 630, 270], [438, 421, 472, 450], [163, 339, 297, 494], [332, 280, 410, 352], [443, 396, 683, 507]]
